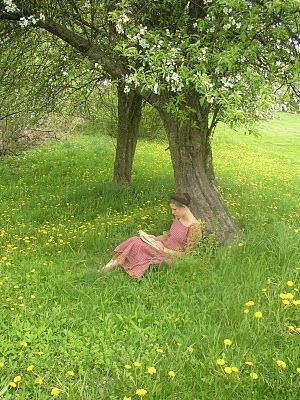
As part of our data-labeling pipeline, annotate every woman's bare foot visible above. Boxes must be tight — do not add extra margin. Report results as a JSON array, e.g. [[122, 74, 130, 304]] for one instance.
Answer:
[[102, 259, 118, 271]]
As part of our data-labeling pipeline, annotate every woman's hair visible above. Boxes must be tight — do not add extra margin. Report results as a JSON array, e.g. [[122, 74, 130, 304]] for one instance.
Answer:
[[170, 192, 191, 207]]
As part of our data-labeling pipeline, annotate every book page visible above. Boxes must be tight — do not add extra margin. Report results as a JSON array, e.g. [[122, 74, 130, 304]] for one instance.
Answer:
[[139, 230, 161, 250]]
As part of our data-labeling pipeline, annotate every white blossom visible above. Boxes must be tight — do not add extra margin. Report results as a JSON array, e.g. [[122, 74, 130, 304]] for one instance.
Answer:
[[4, 0, 19, 13], [139, 26, 147, 36], [275, 61, 284, 67], [221, 77, 234, 89], [102, 79, 111, 86], [121, 13, 129, 23], [153, 82, 159, 94], [138, 38, 149, 48], [20, 16, 29, 28], [124, 85, 130, 94], [19, 13, 45, 27], [116, 23, 124, 34]]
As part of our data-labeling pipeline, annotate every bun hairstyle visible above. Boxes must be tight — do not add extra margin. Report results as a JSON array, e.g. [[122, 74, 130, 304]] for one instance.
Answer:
[[170, 192, 191, 207]]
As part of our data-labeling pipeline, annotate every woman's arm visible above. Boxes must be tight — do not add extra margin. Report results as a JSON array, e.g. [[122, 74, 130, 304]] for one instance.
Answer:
[[154, 241, 183, 257], [154, 232, 168, 241], [158, 223, 203, 256], [183, 223, 203, 252]]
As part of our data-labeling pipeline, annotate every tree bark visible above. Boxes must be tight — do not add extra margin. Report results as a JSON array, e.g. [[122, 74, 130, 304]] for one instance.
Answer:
[[159, 108, 240, 242], [113, 85, 143, 183]]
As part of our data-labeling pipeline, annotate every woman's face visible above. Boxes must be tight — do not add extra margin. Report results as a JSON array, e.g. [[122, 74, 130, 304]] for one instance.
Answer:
[[170, 202, 187, 218]]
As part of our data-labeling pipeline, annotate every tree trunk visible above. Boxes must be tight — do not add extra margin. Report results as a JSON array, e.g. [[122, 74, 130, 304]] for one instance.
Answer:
[[113, 85, 143, 183], [159, 109, 240, 242]]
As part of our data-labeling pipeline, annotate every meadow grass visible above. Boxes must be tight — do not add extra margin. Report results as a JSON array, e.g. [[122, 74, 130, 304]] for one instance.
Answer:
[[0, 112, 299, 400]]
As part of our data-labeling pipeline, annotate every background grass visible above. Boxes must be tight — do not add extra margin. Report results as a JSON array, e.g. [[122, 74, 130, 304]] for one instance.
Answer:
[[0, 112, 299, 400]]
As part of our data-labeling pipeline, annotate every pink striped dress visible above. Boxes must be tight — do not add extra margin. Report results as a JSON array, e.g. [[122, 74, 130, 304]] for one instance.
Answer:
[[113, 219, 189, 278]]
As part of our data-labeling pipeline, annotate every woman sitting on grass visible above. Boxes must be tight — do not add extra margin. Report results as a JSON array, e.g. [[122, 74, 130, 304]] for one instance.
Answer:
[[103, 193, 202, 279]]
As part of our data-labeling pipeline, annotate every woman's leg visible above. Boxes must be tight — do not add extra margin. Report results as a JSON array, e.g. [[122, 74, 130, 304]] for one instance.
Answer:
[[102, 258, 119, 271]]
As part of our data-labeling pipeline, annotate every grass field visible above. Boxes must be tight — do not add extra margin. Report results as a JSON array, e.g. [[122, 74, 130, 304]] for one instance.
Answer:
[[0, 112, 299, 400]]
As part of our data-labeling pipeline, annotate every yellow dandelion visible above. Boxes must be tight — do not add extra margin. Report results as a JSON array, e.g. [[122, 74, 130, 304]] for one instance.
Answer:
[[13, 376, 21, 383], [254, 311, 263, 319], [133, 361, 141, 368], [292, 300, 300, 305], [20, 341, 28, 347], [282, 299, 291, 305], [216, 358, 226, 366], [288, 325, 296, 332], [26, 365, 34, 371], [50, 388, 60, 397], [0, 362, 4, 368], [279, 293, 294, 300], [135, 388, 147, 397], [168, 370, 176, 378], [296, 367, 300, 374], [176, 342, 182, 347], [287, 281, 294, 287], [123, 396, 132, 400], [243, 309, 250, 314], [147, 367, 156, 375], [232, 367, 239, 373], [261, 288, 267, 292], [223, 339, 233, 347], [66, 370, 75, 377], [9, 382, 17, 388], [224, 367, 232, 374], [245, 301, 255, 307], [35, 377, 43, 385], [245, 361, 254, 366], [187, 346, 194, 353], [124, 364, 132, 370], [156, 348, 164, 353], [250, 372, 258, 379], [276, 360, 287, 369]]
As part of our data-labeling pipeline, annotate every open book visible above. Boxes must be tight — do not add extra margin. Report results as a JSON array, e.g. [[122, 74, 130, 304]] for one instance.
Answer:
[[139, 230, 161, 250]]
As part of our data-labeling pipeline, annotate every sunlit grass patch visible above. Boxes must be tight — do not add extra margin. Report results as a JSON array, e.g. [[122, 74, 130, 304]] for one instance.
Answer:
[[0, 113, 299, 399]]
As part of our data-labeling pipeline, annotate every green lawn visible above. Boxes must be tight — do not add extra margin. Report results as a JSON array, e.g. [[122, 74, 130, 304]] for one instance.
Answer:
[[0, 112, 299, 399]]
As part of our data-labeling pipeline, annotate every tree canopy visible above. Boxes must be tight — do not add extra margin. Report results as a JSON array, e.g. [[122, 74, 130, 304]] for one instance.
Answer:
[[1, 0, 298, 126]]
